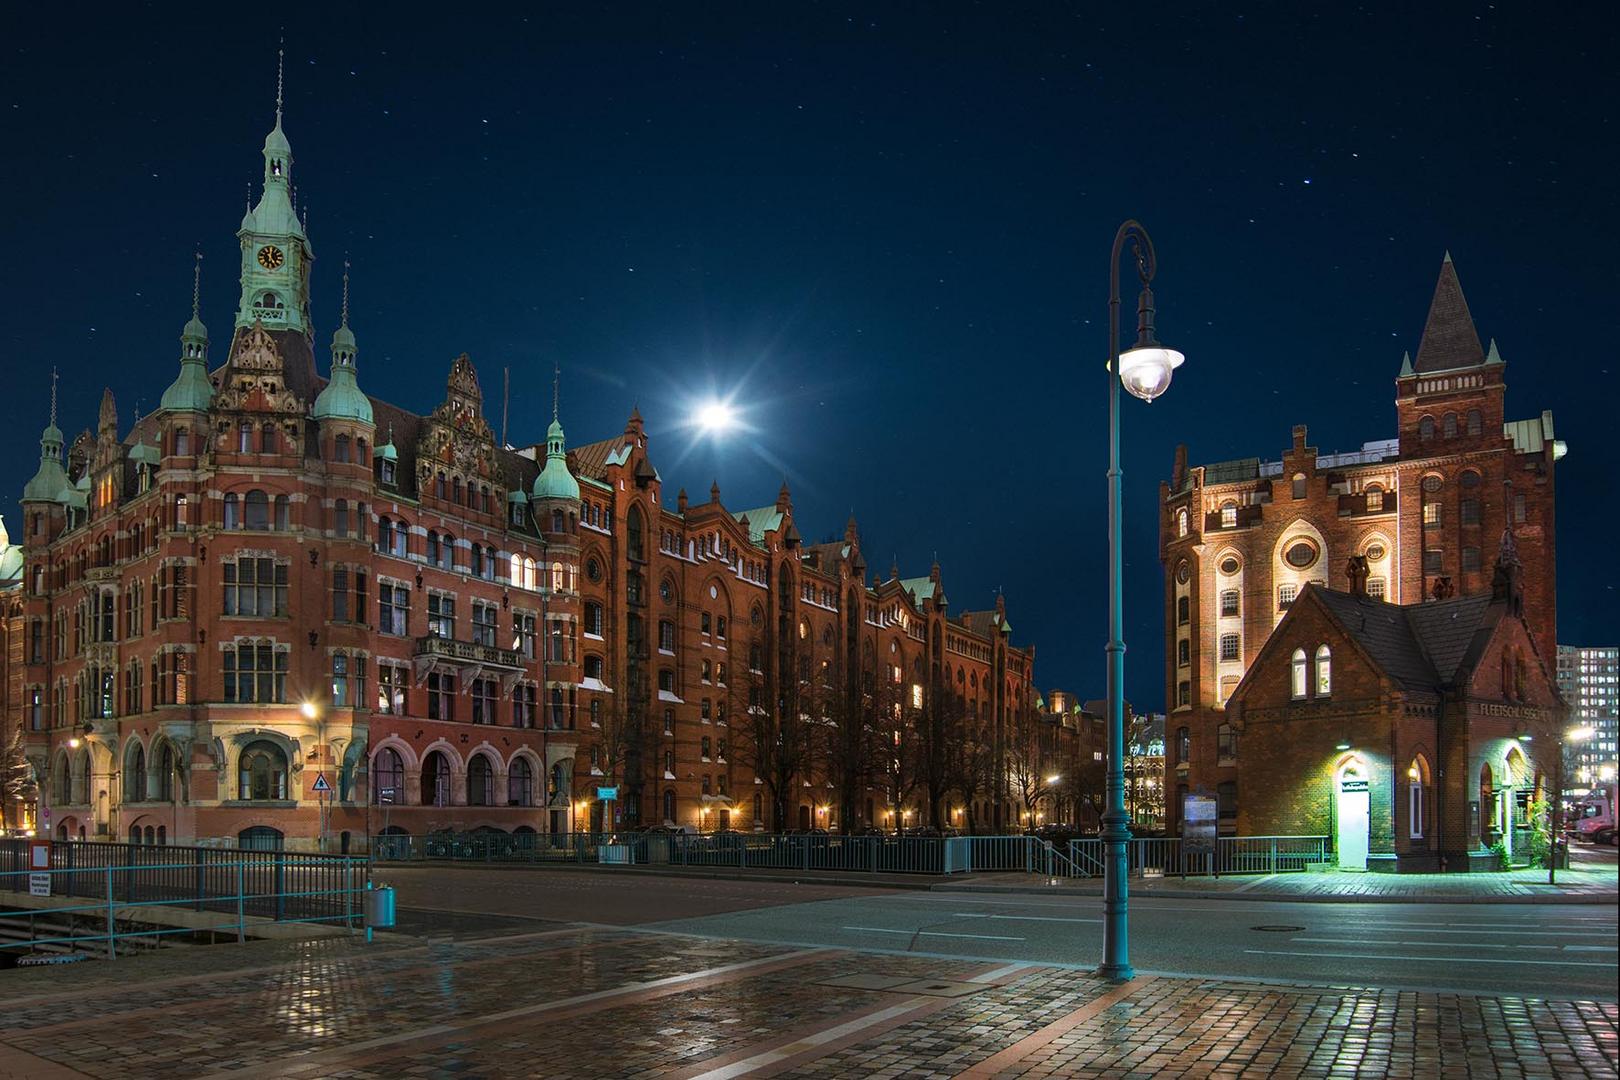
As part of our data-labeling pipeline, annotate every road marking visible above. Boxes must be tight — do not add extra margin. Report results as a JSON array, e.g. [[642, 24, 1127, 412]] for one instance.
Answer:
[[1565, 945, 1620, 952], [951, 912, 1103, 923], [840, 926, 1026, 941], [685, 1001, 931, 1080], [1290, 936, 1574, 951], [1328, 926, 1602, 936], [1243, 948, 1619, 968]]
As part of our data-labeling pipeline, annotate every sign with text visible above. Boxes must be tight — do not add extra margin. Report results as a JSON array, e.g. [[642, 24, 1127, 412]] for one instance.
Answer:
[[29, 873, 50, 897], [597, 786, 618, 800], [1182, 794, 1218, 856]]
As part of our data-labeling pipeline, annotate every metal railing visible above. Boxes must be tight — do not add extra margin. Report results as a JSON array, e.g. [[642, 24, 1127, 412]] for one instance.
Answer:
[[0, 841, 365, 959], [1068, 835, 1330, 877], [369, 830, 1330, 878]]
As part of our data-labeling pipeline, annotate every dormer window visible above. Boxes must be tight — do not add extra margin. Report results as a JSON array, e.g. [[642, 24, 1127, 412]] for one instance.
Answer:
[[380, 459, 396, 485]]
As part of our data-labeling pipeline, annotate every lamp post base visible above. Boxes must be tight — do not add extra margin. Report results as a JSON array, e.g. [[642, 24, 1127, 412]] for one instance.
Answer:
[[1096, 962, 1135, 982]]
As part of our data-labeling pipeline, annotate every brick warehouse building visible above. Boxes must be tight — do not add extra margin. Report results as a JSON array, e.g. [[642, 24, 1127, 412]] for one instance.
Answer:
[[1160, 255, 1565, 842], [9, 91, 1036, 851], [1225, 542, 1563, 872]]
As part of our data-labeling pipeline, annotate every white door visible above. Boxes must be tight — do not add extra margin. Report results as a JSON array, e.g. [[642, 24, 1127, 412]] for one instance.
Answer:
[[1337, 767, 1370, 871]]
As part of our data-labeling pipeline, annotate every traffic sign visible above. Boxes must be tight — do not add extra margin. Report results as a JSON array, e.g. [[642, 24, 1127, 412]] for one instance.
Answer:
[[312, 773, 332, 794]]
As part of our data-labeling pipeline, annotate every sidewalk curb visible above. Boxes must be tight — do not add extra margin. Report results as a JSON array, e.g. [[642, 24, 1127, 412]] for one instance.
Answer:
[[933, 883, 1620, 904]]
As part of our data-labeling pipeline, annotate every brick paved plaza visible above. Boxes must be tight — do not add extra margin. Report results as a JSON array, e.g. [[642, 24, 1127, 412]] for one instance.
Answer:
[[0, 921, 1614, 1079]]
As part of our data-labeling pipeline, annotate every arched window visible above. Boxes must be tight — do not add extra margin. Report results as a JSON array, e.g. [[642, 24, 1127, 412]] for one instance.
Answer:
[[238, 421, 254, 453], [551, 509, 564, 533], [334, 499, 350, 537], [1219, 589, 1240, 617], [274, 494, 289, 530], [664, 789, 676, 824], [156, 742, 175, 802], [1442, 412, 1458, 438], [1292, 473, 1307, 500], [243, 489, 270, 530], [423, 751, 451, 807], [435, 471, 447, 499], [1365, 483, 1383, 512], [627, 506, 645, 561], [468, 755, 494, 807], [452, 477, 463, 505], [1220, 501, 1238, 528], [126, 743, 147, 802], [239, 741, 288, 801], [440, 534, 455, 570], [1466, 409, 1482, 436], [1315, 644, 1332, 696], [508, 758, 534, 807], [1177, 508, 1188, 537], [223, 492, 240, 530], [1419, 415, 1435, 441], [373, 748, 404, 805], [1291, 648, 1308, 699], [1407, 756, 1430, 839], [334, 433, 351, 462]]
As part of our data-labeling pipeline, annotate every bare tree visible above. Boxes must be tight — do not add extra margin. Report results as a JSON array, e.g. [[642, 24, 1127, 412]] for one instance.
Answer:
[[1005, 705, 1047, 831], [1, 727, 36, 831]]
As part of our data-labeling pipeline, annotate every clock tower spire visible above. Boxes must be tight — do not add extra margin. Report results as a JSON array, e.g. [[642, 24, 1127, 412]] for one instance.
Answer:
[[234, 44, 314, 335]]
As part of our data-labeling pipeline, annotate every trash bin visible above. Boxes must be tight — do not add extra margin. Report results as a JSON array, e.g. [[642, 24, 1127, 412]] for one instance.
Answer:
[[365, 885, 396, 929]]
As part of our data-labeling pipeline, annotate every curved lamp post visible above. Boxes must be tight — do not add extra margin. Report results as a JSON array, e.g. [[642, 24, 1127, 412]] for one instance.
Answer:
[[1101, 220, 1184, 981]]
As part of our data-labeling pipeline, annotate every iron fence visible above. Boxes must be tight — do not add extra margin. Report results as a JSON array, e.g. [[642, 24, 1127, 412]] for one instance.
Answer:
[[1068, 835, 1330, 877]]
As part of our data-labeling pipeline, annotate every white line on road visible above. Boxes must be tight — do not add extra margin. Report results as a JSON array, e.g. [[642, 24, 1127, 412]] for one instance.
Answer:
[[951, 913, 1103, 924], [841, 926, 1026, 941], [1299, 926, 1603, 937], [1565, 945, 1620, 952], [1290, 936, 1574, 951], [1243, 948, 1619, 968]]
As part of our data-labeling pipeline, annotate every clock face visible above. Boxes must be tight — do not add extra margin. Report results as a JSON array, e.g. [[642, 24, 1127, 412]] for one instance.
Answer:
[[257, 245, 285, 271]]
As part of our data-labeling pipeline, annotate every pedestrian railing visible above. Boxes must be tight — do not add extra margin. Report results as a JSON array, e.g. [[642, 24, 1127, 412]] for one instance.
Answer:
[[0, 841, 365, 959], [368, 830, 1329, 877], [1068, 835, 1330, 878]]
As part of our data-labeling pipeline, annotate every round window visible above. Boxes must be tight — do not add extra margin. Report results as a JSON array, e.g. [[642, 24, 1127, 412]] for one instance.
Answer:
[[1219, 556, 1241, 576], [1284, 541, 1318, 569], [890, 640, 898, 654], [660, 579, 673, 603], [1365, 543, 1387, 561], [586, 558, 602, 583], [708, 584, 718, 600], [1422, 475, 1442, 493], [751, 607, 763, 627], [1176, 561, 1191, 585]]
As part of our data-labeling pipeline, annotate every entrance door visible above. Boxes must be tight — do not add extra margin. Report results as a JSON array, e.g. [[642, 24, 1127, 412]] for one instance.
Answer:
[[1337, 764, 1370, 870]]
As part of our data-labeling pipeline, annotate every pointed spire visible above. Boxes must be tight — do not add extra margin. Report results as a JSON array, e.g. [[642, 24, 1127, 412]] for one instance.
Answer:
[[340, 257, 351, 325], [532, 364, 578, 505], [1398, 350, 1413, 377], [275, 39, 285, 123], [192, 250, 202, 320], [777, 477, 792, 512], [24, 373, 69, 503], [1413, 252, 1485, 373], [316, 260, 370, 424], [98, 388, 118, 437], [1485, 337, 1503, 366], [710, 479, 721, 504], [49, 367, 57, 429]]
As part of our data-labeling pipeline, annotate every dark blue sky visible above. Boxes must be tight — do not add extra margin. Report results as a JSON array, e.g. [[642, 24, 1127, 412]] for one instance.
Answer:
[[3, 5, 1615, 707]]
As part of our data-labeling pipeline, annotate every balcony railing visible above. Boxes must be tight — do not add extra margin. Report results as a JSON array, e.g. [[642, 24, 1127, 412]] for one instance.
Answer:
[[413, 635, 525, 671]]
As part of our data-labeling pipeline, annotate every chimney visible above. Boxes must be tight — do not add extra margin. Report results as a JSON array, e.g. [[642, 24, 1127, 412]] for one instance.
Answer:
[[1172, 443, 1188, 491], [1292, 424, 1308, 453]]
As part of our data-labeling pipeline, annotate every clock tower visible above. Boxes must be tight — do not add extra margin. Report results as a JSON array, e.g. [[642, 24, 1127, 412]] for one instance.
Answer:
[[235, 51, 313, 335]]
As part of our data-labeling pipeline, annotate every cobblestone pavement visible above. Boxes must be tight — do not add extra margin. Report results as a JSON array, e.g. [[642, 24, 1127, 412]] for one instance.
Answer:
[[0, 925, 1614, 1079]]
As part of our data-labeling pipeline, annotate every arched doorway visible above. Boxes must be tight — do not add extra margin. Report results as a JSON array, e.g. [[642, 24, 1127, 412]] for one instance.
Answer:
[[1336, 759, 1370, 870], [238, 826, 284, 851]]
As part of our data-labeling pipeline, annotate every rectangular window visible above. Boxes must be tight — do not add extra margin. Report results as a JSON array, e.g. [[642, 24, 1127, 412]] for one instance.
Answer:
[[427, 593, 456, 639], [1216, 781, 1238, 820], [379, 584, 409, 636], [1423, 549, 1443, 574], [1220, 505, 1237, 528], [1217, 724, 1237, 762], [513, 684, 537, 728], [471, 678, 499, 724], [1219, 590, 1239, 617], [513, 612, 537, 659], [1278, 583, 1297, 609], [223, 642, 287, 703], [1460, 498, 1480, 525], [1409, 781, 1426, 839], [1462, 546, 1482, 571], [1422, 502, 1441, 526], [1219, 633, 1241, 662], [427, 672, 456, 721], [472, 602, 498, 647], [331, 653, 350, 708], [1368, 577, 1387, 599], [1176, 726, 1190, 763], [659, 620, 675, 652], [223, 558, 288, 618], [332, 567, 350, 622], [584, 603, 604, 637], [1176, 681, 1190, 707], [376, 663, 405, 715]]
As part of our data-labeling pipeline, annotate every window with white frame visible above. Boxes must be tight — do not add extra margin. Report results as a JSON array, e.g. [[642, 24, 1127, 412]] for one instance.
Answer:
[[1290, 648, 1308, 699], [1219, 633, 1241, 662], [223, 557, 288, 617], [223, 641, 288, 703]]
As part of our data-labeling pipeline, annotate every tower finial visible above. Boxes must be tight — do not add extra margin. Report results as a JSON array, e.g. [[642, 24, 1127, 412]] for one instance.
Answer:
[[276, 38, 285, 122], [49, 367, 58, 427], [552, 362, 560, 422], [192, 250, 203, 319], [341, 256, 351, 326]]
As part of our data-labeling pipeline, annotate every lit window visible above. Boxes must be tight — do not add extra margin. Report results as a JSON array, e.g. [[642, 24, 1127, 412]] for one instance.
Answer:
[[1220, 504, 1237, 528], [1291, 648, 1308, 699], [1279, 583, 1298, 609], [1315, 644, 1331, 695]]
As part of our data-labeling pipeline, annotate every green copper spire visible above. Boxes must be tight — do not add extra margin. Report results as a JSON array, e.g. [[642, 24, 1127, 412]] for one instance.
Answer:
[[314, 261, 373, 424], [23, 371, 70, 503], [161, 254, 215, 413], [532, 364, 580, 503], [235, 45, 314, 334]]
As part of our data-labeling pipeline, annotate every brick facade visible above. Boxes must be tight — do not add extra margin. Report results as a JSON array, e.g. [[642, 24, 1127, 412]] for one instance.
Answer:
[[1160, 256, 1563, 839]]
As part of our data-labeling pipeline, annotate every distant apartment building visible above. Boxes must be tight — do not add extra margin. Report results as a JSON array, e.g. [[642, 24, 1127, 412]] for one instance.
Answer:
[[1556, 646, 1619, 799]]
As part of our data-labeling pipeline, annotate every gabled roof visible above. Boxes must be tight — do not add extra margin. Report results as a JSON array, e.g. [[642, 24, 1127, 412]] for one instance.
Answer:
[[1412, 254, 1486, 373], [569, 435, 633, 481], [1308, 585, 1495, 691]]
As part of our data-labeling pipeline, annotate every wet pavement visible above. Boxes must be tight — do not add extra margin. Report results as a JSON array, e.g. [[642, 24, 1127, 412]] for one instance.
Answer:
[[0, 921, 1614, 1079]]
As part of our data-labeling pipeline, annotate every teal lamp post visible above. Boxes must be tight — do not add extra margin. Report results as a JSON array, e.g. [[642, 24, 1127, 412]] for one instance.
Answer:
[[1101, 220, 1184, 981]]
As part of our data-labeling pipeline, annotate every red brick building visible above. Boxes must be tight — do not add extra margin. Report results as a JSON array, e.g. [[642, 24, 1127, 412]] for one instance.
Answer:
[[1225, 541, 1564, 871], [1160, 255, 1564, 836], [9, 95, 1036, 850]]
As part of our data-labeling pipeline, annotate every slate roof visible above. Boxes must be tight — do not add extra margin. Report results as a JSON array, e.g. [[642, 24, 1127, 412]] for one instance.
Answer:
[[1309, 585, 1495, 691], [1413, 254, 1486, 373], [569, 435, 632, 481]]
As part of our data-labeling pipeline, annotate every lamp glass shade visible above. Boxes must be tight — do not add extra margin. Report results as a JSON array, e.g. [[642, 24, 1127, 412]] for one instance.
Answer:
[[1117, 345, 1185, 402]]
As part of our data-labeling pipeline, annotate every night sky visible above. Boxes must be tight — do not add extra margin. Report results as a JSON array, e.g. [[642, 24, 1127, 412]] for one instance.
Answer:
[[3, 5, 1615, 708]]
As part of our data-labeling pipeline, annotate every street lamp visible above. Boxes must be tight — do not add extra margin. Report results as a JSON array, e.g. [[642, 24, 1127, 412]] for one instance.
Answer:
[[1552, 726, 1595, 884], [1100, 220, 1183, 982]]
